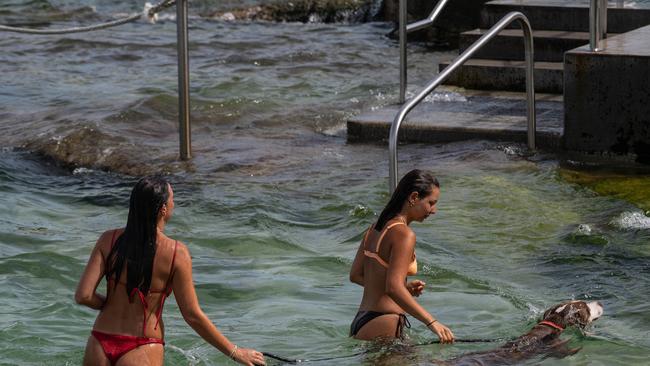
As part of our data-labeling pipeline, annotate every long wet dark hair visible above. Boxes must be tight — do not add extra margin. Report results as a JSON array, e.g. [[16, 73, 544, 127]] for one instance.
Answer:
[[105, 176, 170, 295], [375, 169, 439, 231]]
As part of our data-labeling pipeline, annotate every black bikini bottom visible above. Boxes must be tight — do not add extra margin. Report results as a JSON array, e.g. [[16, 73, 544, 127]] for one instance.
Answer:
[[350, 311, 411, 338]]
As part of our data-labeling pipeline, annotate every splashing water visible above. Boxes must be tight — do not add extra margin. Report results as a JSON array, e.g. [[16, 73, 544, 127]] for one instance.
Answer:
[[610, 211, 650, 230]]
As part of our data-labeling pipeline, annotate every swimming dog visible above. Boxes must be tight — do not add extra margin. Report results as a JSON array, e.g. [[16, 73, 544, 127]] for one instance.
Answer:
[[437, 300, 604, 365]]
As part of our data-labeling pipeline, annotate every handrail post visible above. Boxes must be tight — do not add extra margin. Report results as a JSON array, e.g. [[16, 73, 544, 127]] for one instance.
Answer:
[[177, 0, 191, 160], [590, 0, 608, 51], [389, 12, 536, 192], [522, 17, 536, 152], [399, 0, 450, 105], [399, 0, 407, 104]]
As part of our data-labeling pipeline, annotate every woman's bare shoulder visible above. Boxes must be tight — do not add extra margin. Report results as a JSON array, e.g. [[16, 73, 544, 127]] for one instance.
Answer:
[[100, 227, 124, 238], [175, 241, 190, 259], [164, 239, 190, 261], [96, 228, 123, 251], [392, 222, 415, 237], [387, 224, 416, 247]]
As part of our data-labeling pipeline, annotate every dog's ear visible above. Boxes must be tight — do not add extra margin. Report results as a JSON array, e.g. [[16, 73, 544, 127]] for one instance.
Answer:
[[542, 302, 569, 322], [562, 302, 591, 329]]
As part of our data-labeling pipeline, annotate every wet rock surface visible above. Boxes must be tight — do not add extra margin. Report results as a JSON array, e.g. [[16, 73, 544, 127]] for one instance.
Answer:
[[210, 0, 378, 23], [22, 126, 182, 176]]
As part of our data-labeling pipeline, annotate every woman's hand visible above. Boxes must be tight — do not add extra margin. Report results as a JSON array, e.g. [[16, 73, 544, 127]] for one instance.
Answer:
[[429, 321, 455, 344], [406, 280, 426, 297], [233, 348, 266, 366]]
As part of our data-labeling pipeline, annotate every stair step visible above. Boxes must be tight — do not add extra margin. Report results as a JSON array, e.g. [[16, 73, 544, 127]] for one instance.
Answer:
[[460, 29, 596, 62], [438, 58, 564, 94], [347, 94, 564, 149], [481, 0, 650, 33]]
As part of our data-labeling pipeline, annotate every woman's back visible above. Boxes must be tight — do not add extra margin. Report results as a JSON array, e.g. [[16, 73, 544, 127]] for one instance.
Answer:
[[93, 229, 177, 339], [359, 220, 412, 313], [77, 176, 266, 366]]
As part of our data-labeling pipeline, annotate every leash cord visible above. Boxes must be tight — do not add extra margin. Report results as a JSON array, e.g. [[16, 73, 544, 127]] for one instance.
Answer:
[[262, 338, 504, 364], [263, 350, 366, 364]]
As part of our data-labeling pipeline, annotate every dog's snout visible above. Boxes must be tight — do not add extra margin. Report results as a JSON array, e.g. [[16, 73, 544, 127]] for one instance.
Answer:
[[587, 301, 604, 322]]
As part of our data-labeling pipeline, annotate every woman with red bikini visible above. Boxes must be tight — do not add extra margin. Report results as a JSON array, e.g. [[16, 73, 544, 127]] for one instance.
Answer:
[[349, 169, 455, 343], [75, 176, 265, 366]]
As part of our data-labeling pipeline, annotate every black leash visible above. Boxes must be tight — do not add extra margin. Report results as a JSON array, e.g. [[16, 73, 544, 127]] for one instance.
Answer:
[[262, 338, 504, 364], [263, 350, 366, 364], [415, 338, 504, 345]]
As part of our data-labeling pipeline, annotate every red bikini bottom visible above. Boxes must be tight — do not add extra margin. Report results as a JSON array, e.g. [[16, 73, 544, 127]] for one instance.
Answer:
[[91, 330, 165, 365]]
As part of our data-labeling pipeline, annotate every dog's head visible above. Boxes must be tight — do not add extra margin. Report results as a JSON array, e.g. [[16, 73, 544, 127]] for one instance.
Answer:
[[541, 300, 604, 330]]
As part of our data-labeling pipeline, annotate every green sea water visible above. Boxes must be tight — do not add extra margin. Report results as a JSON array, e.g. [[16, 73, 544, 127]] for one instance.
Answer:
[[1, 0, 650, 364], [1, 143, 649, 365]]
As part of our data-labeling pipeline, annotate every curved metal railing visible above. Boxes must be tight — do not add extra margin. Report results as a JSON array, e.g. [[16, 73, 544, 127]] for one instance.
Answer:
[[389, 11, 536, 192], [399, 0, 450, 103]]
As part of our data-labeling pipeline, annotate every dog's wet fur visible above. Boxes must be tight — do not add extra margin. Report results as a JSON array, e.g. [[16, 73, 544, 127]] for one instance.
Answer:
[[436, 300, 604, 366]]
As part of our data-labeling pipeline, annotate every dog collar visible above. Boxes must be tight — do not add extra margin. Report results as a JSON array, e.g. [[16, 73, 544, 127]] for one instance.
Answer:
[[538, 320, 564, 331]]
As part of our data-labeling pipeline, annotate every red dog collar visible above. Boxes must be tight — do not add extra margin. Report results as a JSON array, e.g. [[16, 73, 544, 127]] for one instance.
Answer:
[[538, 320, 564, 331]]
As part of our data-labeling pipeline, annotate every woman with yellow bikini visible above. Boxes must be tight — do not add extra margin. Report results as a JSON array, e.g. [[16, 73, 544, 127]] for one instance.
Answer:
[[349, 169, 455, 343]]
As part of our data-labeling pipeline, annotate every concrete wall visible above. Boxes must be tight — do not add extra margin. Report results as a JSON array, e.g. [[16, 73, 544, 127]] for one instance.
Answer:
[[382, 0, 490, 46], [564, 26, 650, 162]]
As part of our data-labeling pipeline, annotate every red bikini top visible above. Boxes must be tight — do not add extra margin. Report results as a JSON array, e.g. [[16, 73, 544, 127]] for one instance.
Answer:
[[106, 230, 177, 336]]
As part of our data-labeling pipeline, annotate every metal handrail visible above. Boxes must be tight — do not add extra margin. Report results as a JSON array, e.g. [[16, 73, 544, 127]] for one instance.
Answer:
[[389, 11, 536, 192], [0, 0, 191, 160], [399, 0, 450, 103], [177, 0, 191, 160], [590, 0, 608, 51]]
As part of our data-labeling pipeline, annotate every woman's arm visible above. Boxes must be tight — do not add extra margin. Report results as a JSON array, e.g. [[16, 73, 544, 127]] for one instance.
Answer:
[[384, 229, 432, 323], [384, 228, 454, 342], [349, 236, 366, 286], [172, 243, 265, 366], [75, 231, 109, 310]]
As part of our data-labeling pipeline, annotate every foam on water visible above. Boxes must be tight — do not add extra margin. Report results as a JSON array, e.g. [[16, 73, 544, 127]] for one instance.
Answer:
[[72, 167, 95, 175], [610, 211, 650, 230], [404, 89, 469, 103]]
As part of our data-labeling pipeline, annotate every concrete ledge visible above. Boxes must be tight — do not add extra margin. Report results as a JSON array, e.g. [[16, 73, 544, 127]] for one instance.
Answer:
[[460, 29, 594, 62], [564, 25, 650, 161], [347, 93, 564, 150]]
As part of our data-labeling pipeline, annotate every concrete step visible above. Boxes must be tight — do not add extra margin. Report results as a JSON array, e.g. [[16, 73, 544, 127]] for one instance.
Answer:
[[438, 58, 564, 94], [460, 29, 594, 62], [346, 90, 564, 149], [481, 0, 650, 33]]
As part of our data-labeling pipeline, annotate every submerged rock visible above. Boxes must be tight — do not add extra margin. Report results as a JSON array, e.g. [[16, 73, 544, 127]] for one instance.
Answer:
[[563, 224, 609, 246], [559, 167, 650, 212], [23, 125, 183, 176], [210, 0, 378, 23]]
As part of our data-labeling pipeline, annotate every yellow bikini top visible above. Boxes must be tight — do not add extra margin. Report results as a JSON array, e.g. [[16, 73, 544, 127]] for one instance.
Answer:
[[363, 221, 417, 276]]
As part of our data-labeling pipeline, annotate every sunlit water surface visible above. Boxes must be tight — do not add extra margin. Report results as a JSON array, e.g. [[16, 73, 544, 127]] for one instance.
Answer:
[[1, 1, 649, 365]]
